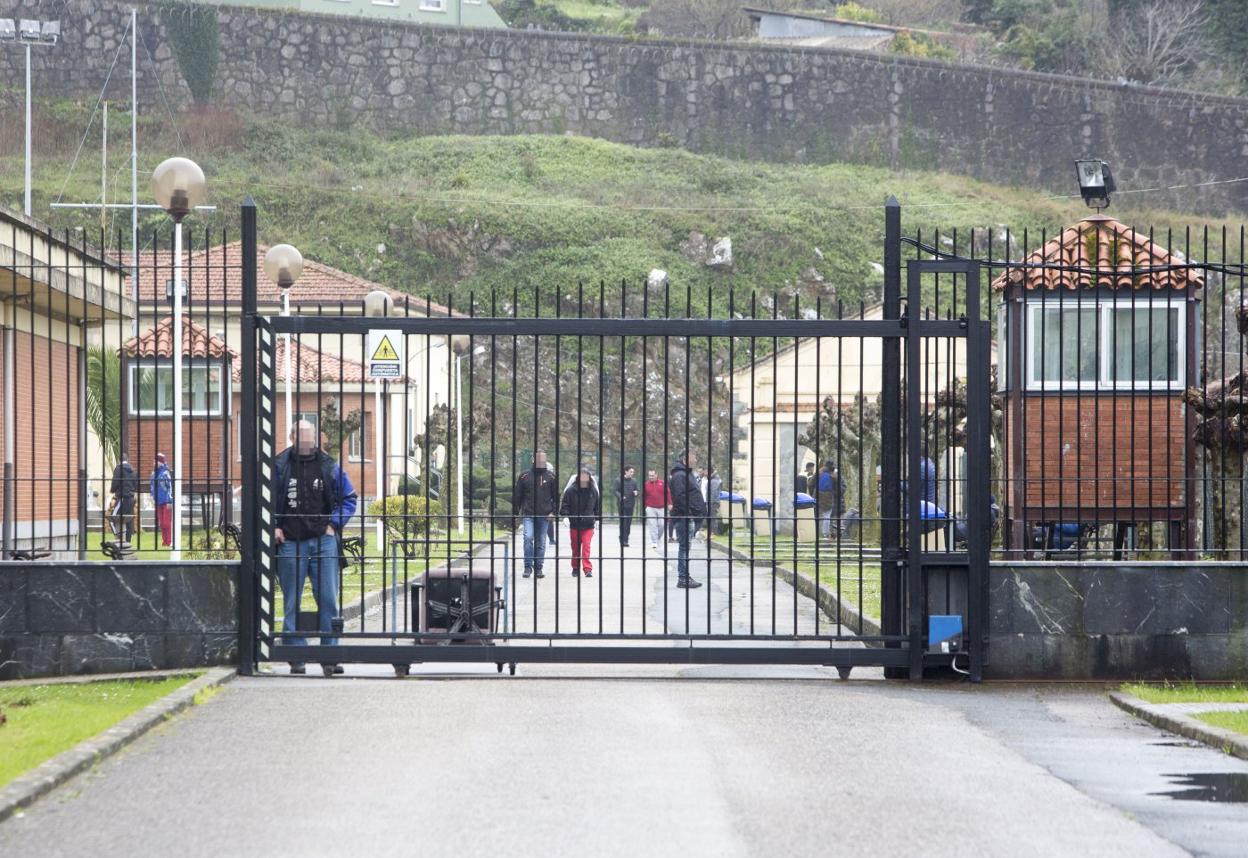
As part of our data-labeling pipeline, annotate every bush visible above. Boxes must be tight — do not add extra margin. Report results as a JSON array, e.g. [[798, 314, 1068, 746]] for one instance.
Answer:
[[161, 2, 220, 105], [186, 529, 235, 560], [367, 495, 444, 544]]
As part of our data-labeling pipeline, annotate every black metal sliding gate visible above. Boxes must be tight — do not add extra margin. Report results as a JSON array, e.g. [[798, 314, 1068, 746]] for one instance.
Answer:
[[238, 199, 992, 680]]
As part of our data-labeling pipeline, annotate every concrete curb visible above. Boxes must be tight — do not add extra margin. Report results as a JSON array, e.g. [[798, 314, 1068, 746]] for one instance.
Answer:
[[708, 541, 882, 636], [0, 667, 236, 823], [1109, 691, 1248, 762]]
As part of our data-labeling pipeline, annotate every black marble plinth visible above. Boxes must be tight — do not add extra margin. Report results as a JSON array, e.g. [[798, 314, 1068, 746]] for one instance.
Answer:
[[0, 561, 238, 680]]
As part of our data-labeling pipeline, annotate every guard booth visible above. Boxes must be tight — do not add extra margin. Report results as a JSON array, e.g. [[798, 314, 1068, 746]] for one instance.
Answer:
[[994, 215, 1202, 554]]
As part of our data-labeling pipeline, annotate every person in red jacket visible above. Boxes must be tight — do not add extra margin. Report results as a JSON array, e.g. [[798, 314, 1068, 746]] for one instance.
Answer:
[[641, 468, 671, 552]]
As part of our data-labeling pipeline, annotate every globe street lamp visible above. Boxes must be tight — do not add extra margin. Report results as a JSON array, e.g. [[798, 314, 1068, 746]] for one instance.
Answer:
[[150, 157, 206, 559], [264, 244, 303, 435], [364, 289, 393, 550]]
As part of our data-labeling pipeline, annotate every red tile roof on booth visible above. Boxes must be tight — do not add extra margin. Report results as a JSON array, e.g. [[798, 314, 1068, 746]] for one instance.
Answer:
[[990, 216, 1204, 292], [122, 316, 236, 360], [121, 242, 453, 314]]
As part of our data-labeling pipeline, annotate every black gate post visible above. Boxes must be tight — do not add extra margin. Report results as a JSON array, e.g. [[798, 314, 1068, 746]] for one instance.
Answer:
[[880, 197, 905, 678], [238, 198, 258, 676], [964, 263, 991, 682]]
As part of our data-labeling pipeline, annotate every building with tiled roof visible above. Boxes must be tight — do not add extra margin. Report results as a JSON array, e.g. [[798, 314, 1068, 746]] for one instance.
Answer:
[[991, 215, 1205, 292], [996, 214, 1201, 556], [126, 241, 454, 315], [123, 316, 237, 361]]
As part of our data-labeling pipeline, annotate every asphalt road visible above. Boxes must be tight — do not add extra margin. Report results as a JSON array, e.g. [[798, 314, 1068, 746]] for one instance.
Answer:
[[3, 669, 1243, 857]]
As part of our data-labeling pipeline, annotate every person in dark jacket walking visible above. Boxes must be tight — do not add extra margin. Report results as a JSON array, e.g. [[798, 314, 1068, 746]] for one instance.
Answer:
[[816, 460, 845, 539], [614, 465, 639, 547], [561, 465, 601, 577], [513, 449, 559, 579], [669, 450, 707, 588], [149, 453, 173, 547], [796, 462, 815, 496], [271, 420, 358, 677], [108, 455, 139, 544]]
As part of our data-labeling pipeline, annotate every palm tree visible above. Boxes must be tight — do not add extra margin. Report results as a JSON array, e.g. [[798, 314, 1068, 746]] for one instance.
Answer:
[[86, 346, 122, 470]]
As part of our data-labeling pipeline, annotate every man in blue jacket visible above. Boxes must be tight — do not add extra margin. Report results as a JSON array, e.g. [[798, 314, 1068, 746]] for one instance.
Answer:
[[271, 420, 358, 677], [149, 453, 173, 547]]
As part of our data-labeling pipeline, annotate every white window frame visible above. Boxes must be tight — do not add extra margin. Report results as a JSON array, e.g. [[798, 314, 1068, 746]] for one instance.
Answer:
[[419, 0, 447, 10], [371, 0, 399, 6], [464, 0, 482, 5], [348, 414, 368, 462], [1023, 298, 1185, 392], [128, 359, 226, 417]]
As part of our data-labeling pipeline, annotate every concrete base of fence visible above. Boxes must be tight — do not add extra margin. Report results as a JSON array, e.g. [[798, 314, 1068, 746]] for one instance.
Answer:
[[0, 561, 239, 681], [987, 563, 1248, 681]]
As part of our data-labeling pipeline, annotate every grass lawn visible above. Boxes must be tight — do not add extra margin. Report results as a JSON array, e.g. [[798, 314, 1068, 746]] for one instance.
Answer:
[[711, 533, 882, 622], [1193, 711, 1248, 737], [1121, 683, 1248, 704], [0, 675, 199, 788]]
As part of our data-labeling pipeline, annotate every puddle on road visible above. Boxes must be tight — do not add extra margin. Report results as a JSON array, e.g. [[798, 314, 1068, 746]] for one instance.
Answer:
[[1152, 773, 1248, 803]]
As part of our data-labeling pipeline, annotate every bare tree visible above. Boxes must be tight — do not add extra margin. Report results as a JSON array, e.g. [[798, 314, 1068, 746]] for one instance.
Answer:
[[642, 0, 797, 39], [1099, 0, 1212, 86]]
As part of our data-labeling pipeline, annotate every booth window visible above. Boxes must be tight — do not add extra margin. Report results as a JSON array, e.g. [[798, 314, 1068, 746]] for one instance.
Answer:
[[1025, 301, 1183, 391]]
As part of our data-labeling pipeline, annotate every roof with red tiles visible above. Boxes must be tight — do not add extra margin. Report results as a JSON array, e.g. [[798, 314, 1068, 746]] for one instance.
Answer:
[[120, 242, 454, 314], [991, 216, 1204, 292], [122, 316, 236, 360]]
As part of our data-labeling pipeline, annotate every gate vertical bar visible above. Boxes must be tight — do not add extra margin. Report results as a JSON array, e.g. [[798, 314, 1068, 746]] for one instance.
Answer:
[[905, 260, 924, 680], [964, 263, 990, 682], [880, 197, 904, 675], [238, 198, 259, 675]]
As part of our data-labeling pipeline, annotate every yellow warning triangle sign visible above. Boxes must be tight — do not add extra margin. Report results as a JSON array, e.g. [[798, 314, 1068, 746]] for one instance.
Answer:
[[371, 335, 400, 362]]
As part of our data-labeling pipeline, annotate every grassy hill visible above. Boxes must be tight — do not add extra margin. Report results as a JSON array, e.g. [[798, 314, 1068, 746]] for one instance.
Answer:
[[1, 103, 1238, 315]]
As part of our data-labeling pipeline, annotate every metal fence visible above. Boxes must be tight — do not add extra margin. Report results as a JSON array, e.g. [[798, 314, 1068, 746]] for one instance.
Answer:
[[896, 219, 1247, 560]]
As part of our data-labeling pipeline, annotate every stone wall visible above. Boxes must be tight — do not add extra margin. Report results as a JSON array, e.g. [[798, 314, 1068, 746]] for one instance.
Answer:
[[2, 0, 1247, 211], [988, 563, 1248, 680], [0, 561, 238, 680]]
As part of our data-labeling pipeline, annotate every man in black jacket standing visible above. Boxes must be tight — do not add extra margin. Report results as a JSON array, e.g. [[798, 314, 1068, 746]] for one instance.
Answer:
[[108, 455, 138, 544], [614, 465, 638, 547], [513, 449, 559, 579], [669, 450, 706, 589]]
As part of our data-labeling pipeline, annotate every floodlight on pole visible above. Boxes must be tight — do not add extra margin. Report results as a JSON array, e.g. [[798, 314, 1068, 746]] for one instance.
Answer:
[[364, 289, 392, 549], [151, 157, 206, 560], [265, 244, 303, 435], [1075, 159, 1115, 212], [2, 17, 59, 216]]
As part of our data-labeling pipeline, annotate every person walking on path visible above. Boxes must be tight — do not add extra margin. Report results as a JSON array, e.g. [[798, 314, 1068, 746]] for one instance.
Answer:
[[669, 450, 706, 589], [108, 455, 139, 544], [514, 449, 559, 579], [149, 453, 173, 548], [641, 468, 670, 552], [796, 462, 815, 496], [561, 465, 601, 577], [615, 465, 639, 547], [816, 460, 845, 539], [272, 420, 357, 677], [706, 469, 723, 536]]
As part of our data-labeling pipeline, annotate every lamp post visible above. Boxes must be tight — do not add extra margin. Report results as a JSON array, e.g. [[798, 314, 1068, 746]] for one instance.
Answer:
[[450, 336, 485, 534], [364, 290, 394, 550], [1075, 159, 1116, 212], [263, 244, 303, 435], [1, 18, 59, 216], [151, 157, 206, 559]]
